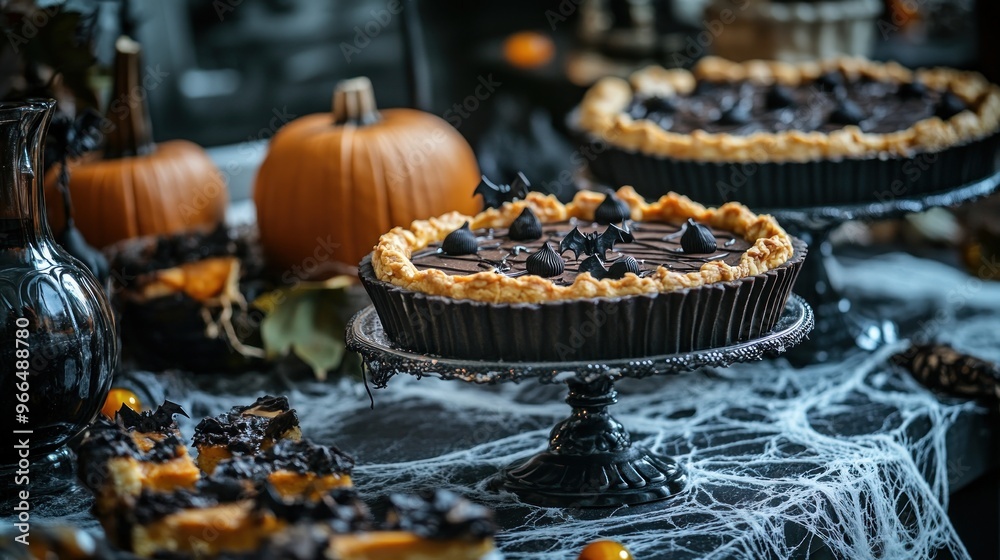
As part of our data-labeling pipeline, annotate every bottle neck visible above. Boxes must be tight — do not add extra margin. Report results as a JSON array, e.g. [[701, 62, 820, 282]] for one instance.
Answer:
[[0, 101, 55, 249]]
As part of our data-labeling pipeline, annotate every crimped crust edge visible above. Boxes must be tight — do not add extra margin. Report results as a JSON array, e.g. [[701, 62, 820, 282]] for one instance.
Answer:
[[577, 56, 1000, 163], [370, 187, 794, 304]]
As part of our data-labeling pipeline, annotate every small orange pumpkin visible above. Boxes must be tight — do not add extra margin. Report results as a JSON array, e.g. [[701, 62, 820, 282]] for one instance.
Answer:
[[253, 77, 480, 279], [45, 36, 227, 249]]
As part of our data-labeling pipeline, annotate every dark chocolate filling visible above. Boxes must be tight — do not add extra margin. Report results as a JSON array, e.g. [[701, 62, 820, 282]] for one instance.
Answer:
[[410, 218, 751, 286], [627, 74, 965, 136]]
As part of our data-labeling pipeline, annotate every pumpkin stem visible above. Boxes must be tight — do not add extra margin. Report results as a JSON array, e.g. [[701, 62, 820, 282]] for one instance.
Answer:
[[332, 77, 380, 126], [104, 35, 155, 159]]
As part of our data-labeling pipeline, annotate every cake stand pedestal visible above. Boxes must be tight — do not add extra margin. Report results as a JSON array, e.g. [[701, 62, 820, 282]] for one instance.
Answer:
[[346, 295, 813, 508], [765, 170, 1000, 360]]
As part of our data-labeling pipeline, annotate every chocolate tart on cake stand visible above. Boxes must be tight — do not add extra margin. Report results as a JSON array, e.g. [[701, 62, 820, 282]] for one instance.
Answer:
[[348, 185, 812, 508], [347, 278, 813, 509]]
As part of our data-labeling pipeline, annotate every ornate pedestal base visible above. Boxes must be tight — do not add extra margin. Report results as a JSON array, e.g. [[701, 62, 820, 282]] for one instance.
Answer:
[[494, 378, 686, 507], [346, 297, 812, 509]]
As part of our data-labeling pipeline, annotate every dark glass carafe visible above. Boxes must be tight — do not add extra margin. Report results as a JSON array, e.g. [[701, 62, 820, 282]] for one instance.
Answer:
[[0, 100, 117, 467]]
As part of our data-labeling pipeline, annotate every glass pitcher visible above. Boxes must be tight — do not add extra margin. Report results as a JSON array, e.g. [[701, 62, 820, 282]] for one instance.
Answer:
[[0, 99, 117, 468]]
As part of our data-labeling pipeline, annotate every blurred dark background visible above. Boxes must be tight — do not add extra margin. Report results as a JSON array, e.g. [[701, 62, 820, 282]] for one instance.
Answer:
[[2, 0, 998, 199], [119, 0, 997, 145]]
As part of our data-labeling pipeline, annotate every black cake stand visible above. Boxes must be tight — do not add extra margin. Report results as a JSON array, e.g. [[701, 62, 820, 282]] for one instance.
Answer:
[[763, 170, 1000, 358], [346, 295, 814, 508]]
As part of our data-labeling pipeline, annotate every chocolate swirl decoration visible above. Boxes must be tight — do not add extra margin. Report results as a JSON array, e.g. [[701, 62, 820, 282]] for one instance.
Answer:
[[441, 222, 478, 256], [410, 217, 750, 287], [594, 193, 631, 225], [509, 207, 543, 241], [680, 219, 717, 254], [525, 242, 564, 278]]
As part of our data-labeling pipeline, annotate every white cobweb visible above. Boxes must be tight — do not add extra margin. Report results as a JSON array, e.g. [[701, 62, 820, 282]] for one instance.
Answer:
[[87, 252, 1000, 558]]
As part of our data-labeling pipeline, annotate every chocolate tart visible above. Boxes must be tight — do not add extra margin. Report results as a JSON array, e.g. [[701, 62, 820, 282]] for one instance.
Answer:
[[577, 57, 1000, 207], [361, 188, 805, 361]]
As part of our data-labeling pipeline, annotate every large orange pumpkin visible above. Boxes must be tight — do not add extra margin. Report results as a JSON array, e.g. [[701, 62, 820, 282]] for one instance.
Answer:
[[253, 77, 481, 279], [45, 37, 227, 248]]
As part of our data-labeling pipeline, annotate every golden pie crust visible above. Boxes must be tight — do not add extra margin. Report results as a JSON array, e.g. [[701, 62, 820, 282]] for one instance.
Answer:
[[578, 56, 1000, 163], [371, 187, 793, 304]]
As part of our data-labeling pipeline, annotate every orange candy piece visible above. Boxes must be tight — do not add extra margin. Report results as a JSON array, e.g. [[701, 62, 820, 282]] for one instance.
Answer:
[[101, 388, 142, 419], [578, 540, 634, 560], [503, 31, 555, 69]]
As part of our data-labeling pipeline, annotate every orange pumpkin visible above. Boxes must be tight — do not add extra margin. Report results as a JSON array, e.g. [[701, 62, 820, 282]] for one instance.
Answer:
[[45, 36, 227, 248], [253, 77, 481, 279]]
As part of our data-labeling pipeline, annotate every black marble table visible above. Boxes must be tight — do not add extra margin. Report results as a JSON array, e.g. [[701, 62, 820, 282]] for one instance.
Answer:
[[4, 250, 999, 559]]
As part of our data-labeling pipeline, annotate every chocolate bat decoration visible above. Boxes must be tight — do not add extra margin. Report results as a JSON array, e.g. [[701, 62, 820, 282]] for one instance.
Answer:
[[116, 399, 189, 433], [605, 222, 634, 244], [559, 224, 633, 260], [891, 344, 1000, 400], [474, 172, 531, 209]]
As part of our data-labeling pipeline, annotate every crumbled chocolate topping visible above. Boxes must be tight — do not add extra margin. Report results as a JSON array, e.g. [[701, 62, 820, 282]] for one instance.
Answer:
[[255, 486, 372, 530], [192, 402, 299, 451], [144, 434, 185, 464], [235, 395, 291, 415], [76, 419, 139, 492], [213, 439, 355, 484], [385, 489, 496, 541], [131, 487, 225, 525]]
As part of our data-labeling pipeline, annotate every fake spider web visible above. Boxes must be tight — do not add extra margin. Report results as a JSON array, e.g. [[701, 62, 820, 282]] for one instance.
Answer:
[[76, 252, 1000, 558]]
